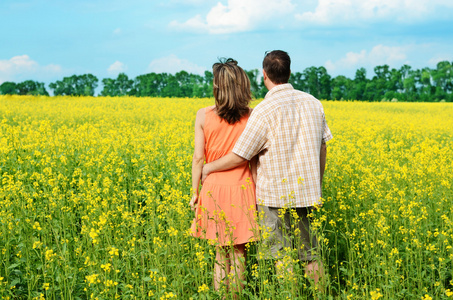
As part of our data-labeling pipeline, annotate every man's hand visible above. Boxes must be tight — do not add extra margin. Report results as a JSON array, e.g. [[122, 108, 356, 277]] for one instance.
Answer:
[[201, 153, 247, 185], [189, 194, 198, 211], [312, 203, 323, 211], [201, 163, 211, 184]]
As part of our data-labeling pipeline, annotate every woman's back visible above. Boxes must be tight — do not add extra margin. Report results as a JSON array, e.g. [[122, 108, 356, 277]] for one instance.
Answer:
[[203, 106, 251, 185]]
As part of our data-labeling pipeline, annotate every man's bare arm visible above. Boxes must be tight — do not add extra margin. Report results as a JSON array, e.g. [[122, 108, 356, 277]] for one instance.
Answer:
[[202, 152, 246, 183], [320, 142, 327, 184], [250, 155, 258, 184]]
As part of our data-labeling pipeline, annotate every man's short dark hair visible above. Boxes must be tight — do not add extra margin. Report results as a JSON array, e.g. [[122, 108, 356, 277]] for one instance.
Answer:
[[263, 50, 291, 84]]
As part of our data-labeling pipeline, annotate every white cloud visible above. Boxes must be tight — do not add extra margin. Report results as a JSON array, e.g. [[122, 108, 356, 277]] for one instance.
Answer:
[[147, 55, 206, 75], [0, 55, 62, 84], [368, 44, 408, 63], [108, 61, 127, 74], [296, 0, 453, 25], [0, 55, 37, 74], [325, 44, 409, 73], [170, 0, 296, 34], [113, 28, 122, 35]]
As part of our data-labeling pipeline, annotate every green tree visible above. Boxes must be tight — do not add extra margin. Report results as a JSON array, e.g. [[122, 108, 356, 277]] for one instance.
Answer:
[[349, 68, 367, 100], [383, 68, 404, 100], [406, 69, 424, 102], [397, 65, 412, 101], [246, 69, 261, 99], [49, 77, 74, 95], [161, 73, 179, 97], [101, 73, 133, 96], [0, 82, 18, 95], [78, 74, 98, 96], [301, 67, 331, 99], [371, 65, 391, 101], [331, 75, 350, 100], [289, 72, 306, 93], [419, 67, 435, 101], [432, 61, 452, 101], [191, 71, 214, 98], [132, 73, 168, 97], [115, 73, 133, 96], [100, 78, 116, 96], [49, 74, 98, 96], [363, 80, 378, 101], [174, 71, 193, 97], [16, 80, 49, 96], [202, 71, 214, 98]]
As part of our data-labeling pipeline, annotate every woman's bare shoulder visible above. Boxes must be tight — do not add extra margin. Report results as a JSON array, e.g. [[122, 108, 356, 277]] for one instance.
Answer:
[[196, 106, 215, 126], [198, 106, 215, 114], [195, 108, 205, 125]]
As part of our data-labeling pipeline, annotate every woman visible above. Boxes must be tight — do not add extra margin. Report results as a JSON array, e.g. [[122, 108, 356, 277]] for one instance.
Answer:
[[190, 58, 257, 295]]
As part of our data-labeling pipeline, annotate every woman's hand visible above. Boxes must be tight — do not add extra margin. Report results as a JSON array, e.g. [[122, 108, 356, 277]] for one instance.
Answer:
[[189, 194, 199, 211]]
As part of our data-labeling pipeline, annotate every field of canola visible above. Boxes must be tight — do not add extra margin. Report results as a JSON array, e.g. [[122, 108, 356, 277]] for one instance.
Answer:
[[0, 95, 452, 300]]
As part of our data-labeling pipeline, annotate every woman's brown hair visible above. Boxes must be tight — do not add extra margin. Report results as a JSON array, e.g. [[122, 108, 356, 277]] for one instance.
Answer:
[[212, 58, 252, 124]]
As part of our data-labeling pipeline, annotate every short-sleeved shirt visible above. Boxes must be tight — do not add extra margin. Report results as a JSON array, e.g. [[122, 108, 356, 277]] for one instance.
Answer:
[[233, 83, 333, 208]]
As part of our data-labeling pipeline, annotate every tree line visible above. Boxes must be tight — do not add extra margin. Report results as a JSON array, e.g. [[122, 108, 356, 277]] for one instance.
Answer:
[[1, 61, 452, 101]]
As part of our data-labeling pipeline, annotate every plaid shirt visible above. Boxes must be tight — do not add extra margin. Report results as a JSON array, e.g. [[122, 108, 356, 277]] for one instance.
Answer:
[[233, 84, 333, 208]]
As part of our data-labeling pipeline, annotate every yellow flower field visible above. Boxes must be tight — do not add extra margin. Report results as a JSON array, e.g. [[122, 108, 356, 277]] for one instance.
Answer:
[[0, 95, 452, 299]]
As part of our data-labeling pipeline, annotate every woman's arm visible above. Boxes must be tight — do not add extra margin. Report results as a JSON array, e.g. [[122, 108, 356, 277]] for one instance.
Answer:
[[190, 108, 205, 211]]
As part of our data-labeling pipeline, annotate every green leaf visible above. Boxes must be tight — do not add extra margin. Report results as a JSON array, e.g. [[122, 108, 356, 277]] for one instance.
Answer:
[[10, 278, 20, 288], [8, 263, 20, 270]]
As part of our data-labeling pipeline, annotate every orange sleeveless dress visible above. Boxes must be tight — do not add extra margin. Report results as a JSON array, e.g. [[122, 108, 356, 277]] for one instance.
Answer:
[[191, 107, 258, 246]]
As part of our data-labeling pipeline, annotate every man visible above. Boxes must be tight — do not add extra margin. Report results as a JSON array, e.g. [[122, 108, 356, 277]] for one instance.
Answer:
[[202, 50, 333, 286]]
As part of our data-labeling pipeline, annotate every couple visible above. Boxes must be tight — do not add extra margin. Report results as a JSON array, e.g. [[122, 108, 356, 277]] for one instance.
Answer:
[[190, 50, 333, 295]]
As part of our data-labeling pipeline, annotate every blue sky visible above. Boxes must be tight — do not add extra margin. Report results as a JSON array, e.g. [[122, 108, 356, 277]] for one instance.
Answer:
[[1, 0, 453, 85]]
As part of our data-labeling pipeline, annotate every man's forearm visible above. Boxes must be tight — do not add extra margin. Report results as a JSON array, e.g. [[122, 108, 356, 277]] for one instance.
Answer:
[[203, 152, 246, 178], [250, 155, 258, 184], [320, 143, 327, 183]]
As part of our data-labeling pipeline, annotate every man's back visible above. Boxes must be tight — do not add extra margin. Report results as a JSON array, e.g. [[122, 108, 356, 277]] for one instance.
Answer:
[[233, 83, 332, 207]]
